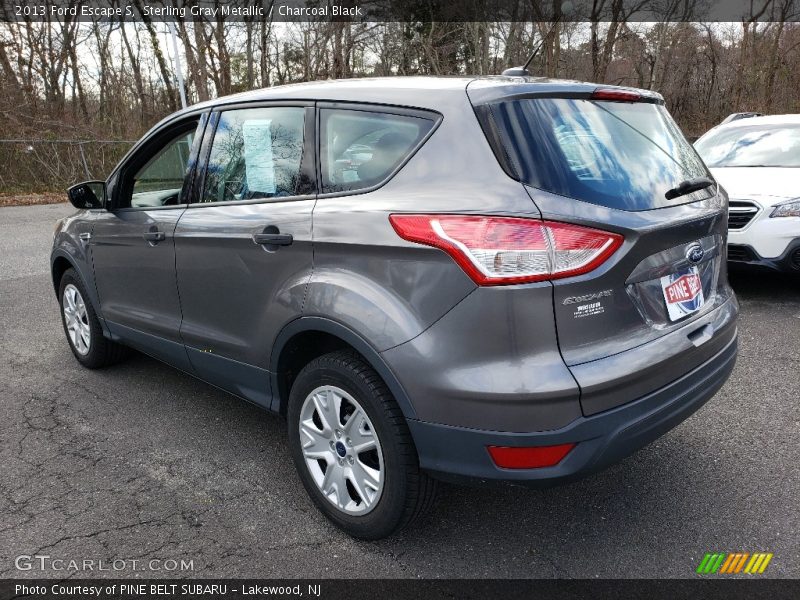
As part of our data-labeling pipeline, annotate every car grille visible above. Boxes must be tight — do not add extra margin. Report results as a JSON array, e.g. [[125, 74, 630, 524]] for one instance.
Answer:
[[728, 200, 760, 230], [727, 244, 758, 262]]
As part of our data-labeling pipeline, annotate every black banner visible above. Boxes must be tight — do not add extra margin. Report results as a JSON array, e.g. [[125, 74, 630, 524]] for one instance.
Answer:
[[3, 579, 800, 600], [2, 0, 800, 23]]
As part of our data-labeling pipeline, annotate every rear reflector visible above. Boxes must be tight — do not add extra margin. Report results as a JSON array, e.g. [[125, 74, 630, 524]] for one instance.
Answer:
[[389, 214, 622, 285], [590, 88, 642, 102], [487, 444, 576, 469]]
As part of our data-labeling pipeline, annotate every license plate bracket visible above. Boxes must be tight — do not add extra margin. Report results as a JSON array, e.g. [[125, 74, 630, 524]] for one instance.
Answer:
[[660, 266, 705, 321]]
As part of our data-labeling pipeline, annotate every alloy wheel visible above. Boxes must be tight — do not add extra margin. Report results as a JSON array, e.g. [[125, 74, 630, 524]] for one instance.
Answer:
[[298, 385, 384, 515], [63, 284, 91, 355]]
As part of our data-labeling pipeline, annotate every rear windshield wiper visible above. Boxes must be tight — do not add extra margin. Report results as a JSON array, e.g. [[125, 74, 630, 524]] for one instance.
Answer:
[[665, 176, 714, 200]]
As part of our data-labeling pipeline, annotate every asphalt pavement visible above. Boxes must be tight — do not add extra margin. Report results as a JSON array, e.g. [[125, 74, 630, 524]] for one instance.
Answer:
[[1, 203, 798, 578]]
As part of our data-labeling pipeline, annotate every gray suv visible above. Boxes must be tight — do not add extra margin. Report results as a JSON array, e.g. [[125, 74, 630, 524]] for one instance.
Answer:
[[52, 77, 738, 539]]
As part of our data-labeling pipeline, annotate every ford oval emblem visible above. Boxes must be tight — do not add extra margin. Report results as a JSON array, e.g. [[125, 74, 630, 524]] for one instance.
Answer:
[[686, 243, 705, 264]]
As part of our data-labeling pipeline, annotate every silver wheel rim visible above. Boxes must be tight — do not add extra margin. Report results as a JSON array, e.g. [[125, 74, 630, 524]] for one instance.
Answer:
[[63, 284, 91, 356], [299, 385, 384, 516]]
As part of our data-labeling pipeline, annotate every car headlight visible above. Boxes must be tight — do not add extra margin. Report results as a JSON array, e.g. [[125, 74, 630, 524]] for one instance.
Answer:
[[770, 198, 800, 218]]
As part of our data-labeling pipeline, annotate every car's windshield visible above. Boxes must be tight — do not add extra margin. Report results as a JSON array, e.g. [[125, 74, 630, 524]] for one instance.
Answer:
[[482, 98, 711, 211], [695, 124, 800, 168]]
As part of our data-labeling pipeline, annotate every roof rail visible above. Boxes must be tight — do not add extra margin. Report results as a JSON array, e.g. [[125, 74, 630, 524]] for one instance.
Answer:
[[720, 112, 763, 125]]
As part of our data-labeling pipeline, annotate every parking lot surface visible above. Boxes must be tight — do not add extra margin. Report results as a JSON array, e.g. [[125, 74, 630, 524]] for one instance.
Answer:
[[1, 203, 798, 578]]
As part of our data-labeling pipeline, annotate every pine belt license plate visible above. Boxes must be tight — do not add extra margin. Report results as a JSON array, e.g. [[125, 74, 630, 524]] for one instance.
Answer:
[[661, 266, 705, 321]]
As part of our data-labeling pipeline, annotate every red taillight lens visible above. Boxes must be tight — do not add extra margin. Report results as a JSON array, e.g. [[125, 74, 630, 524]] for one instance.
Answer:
[[389, 214, 622, 286], [590, 88, 642, 102], [487, 444, 576, 469]]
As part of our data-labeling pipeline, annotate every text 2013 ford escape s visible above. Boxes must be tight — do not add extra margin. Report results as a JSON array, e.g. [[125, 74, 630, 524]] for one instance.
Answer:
[[52, 77, 738, 539]]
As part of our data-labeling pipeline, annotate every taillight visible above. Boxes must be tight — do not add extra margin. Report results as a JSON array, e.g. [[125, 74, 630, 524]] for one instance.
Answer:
[[590, 88, 642, 102], [389, 214, 622, 286]]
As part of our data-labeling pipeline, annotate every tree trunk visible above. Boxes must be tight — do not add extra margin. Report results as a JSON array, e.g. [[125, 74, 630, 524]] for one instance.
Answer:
[[764, 20, 786, 110], [138, 3, 178, 112], [92, 22, 110, 117], [246, 20, 254, 89], [260, 18, 271, 87], [120, 24, 146, 121], [733, 1, 771, 110], [214, 15, 231, 95], [68, 35, 88, 119], [194, 21, 211, 101]]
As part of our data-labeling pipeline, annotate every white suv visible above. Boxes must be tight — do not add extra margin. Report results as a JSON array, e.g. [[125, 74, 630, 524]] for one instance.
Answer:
[[695, 114, 800, 273]]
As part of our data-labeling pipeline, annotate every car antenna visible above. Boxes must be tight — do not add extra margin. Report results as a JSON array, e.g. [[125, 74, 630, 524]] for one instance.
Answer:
[[501, 3, 570, 78], [501, 43, 540, 76], [502, 36, 542, 77]]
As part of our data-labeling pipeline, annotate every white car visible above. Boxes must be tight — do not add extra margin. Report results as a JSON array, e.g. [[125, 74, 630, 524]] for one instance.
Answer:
[[695, 114, 800, 273]]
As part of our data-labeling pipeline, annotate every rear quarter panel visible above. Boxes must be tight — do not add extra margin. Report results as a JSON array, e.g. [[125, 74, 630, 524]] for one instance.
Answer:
[[306, 90, 542, 350]]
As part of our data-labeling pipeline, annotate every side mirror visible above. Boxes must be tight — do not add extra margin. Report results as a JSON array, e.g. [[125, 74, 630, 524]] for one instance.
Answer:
[[67, 181, 106, 210]]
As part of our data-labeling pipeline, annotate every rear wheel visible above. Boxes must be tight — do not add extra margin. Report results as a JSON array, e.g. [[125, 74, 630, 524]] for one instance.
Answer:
[[59, 268, 128, 369], [287, 350, 437, 539]]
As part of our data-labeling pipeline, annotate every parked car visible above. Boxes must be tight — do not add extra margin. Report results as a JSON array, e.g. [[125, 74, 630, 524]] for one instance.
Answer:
[[695, 114, 800, 272], [690, 113, 764, 145], [52, 77, 738, 539]]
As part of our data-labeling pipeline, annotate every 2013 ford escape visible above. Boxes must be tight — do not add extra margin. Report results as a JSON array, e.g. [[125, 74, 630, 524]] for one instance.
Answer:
[[52, 77, 738, 539]]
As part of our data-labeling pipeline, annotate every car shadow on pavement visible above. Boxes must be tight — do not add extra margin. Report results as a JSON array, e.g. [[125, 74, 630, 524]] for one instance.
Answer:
[[32, 322, 789, 578], [729, 270, 800, 301], [114, 352, 731, 575]]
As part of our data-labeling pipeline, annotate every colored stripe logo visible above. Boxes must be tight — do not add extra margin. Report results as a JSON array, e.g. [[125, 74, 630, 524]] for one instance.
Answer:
[[696, 552, 773, 574]]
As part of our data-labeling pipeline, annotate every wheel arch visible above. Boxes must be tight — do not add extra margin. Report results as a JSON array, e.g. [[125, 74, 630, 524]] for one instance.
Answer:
[[51, 254, 75, 296], [51, 250, 108, 336], [270, 317, 417, 420]]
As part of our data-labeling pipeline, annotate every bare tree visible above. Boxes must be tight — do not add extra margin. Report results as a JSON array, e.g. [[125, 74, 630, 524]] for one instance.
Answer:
[[136, 0, 178, 112], [4, 9, 800, 194]]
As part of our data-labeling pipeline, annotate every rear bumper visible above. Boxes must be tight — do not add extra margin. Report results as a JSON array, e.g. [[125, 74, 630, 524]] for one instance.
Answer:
[[727, 238, 800, 273], [407, 332, 737, 486]]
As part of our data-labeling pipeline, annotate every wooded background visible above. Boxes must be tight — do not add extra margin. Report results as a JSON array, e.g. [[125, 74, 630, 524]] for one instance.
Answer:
[[1, 0, 799, 192]]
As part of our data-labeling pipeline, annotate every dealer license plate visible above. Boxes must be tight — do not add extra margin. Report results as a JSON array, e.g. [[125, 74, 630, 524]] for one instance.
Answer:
[[660, 266, 705, 322]]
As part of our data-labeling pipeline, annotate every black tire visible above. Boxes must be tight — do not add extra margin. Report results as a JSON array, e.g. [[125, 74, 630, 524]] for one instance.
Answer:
[[287, 350, 437, 540], [58, 268, 128, 369]]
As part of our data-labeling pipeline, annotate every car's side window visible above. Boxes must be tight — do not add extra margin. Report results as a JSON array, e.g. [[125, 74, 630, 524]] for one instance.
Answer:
[[200, 107, 306, 203], [120, 119, 202, 209], [320, 108, 434, 194]]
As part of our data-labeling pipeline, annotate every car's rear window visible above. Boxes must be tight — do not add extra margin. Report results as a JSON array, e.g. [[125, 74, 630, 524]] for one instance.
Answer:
[[695, 124, 800, 168], [479, 98, 711, 211]]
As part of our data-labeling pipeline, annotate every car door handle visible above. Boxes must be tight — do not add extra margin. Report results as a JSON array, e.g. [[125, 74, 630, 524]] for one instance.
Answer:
[[252, 233, 293, 246], [143, 230, 166, 243]]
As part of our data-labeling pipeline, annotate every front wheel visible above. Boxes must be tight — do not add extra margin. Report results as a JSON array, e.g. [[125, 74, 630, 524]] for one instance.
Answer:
[[287, 350, 437, 539], [58, 268, 128, 369]]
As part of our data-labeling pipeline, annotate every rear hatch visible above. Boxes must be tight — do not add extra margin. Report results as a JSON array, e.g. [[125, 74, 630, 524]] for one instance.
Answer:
[[470, 82, 735, 415]]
